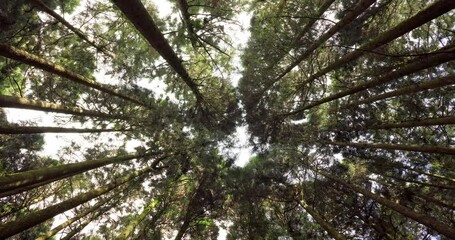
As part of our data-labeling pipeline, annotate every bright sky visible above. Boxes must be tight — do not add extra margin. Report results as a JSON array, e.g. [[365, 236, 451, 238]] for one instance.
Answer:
[[3, 0, 253, 239]]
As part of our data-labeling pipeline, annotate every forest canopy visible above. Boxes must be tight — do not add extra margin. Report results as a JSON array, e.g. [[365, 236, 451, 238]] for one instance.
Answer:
[[0, 0, 455, 239]]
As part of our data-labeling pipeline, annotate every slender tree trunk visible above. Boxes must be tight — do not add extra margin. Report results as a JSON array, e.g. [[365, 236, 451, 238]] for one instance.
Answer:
[[0, 95, 123, 119], [297, 197, 346, 240], [324, 140, 455, 155], [401, 165, 455, 183], [284, 44, 455, 116], [342, 116, 455, 131], [174, 220, 190, 240], [265, 0, 336, 75], [35, 194, 115, 240], [116, 199, 159, 240], [311, 167, 455, 239], [112, 0, 204, 103], [0, 125, 129, 134], [0, 44, 146, 107], [176, 0, 198, 49], [28, 0, 115, 58], [301, 0, 455, 86], [0, 153, 148, 195], [0, 167, 154, 239], [59, 217, 92, 240], [272, 0, 376, 83], [341, 75, 455, 109]]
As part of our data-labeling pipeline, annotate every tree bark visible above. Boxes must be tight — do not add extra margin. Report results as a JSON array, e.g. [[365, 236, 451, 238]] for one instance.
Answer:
[[112, 0, 204, 103], [272, 0, 376, 83], [341, 75, 455, 109], [0, 44, 146, 107], [176, 0, 198, 49], [28, 0, 115, 58], [0, 153, 148, 195], [301, 0, 455, 86], [284, 44, 455, 116], [297, 197, 346, 240], [311, 167, 455, 239], [0, 125, 129, 134], [265, 0, 336, 76], [116, 199, 159, 239], [336, 116, 455, 131], [324, 140, 455, 155], [35, 194, 115, 240], [0, 167, 153, 239], [0, 95, 124, 119]]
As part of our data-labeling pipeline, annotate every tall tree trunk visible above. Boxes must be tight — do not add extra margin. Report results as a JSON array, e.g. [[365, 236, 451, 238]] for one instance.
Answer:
[[297, 196, 346, 240], [0, 44, 146, 107], [0, 167, 154, 239], [341, 75, 455, 109], [35, 194, 115, 240], [29, 0, 115, 58], [311, 167, 455, 239], [265, 0, 336, 74], [272, 0, 376, 83], [301, 0, 455, 86], [0, 152, 152, 195], [176, 0, 198, 49], [116, 199, 159, 240], [0, 125, 129, 134], [0, 95, 124, 119], [401, 165, 455, 183], [340, 116, 455, 131], [112, 0, 204, 103], [174, 220, 190, 240], [324, 140, 455, 155], [284, 44, 455, 116]]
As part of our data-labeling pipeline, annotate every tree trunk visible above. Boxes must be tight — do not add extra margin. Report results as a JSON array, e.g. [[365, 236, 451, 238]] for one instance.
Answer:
[[0, 125, 129, 134], [174, 220, 190, 240], [272, 0, 376, 83], [35, 194, 115, 240], [297, 197, 346, 240], [29, 0, 115, 58], [324, 140, 455, 155], [312, 167, 455, 239], [285, 44, 455, 116], [116, 199, 159, 239], [0, 167, 153, 239], [341, 75, 455, 109], [0, 153, 148, 195], [265, 0, 336, 76], [112, 0, 204, 103], [176, 0, 198, 49], [343, 116, 455, 131], [0, 95, 124, 119], [301, 0, 455, 85], [0, 44, 146, 107]]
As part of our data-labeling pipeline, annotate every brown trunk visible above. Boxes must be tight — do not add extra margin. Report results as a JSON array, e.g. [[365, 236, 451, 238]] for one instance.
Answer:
[[0, 125, 129, 134], [301, 0, 455, 86], [343, 116, 455, 131], [325, 140, 455, 155], [0, 153, 149, 195], [0, 95, 124, 119], [297, 196, 346, 240], [341, 75, 455, 109], [312, 167, 455, 239], [272, 0, 376, 83], [0, 167, 153, 239], [285, 44, 455, 116], [0, 44, 146, 107], [112, 0, 204, 103], [35, 195, 115, 240], [29, 0, 115, 58]]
